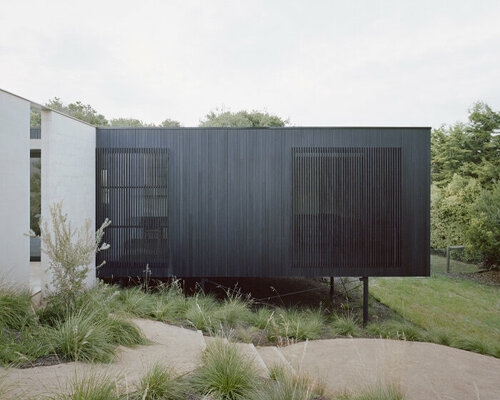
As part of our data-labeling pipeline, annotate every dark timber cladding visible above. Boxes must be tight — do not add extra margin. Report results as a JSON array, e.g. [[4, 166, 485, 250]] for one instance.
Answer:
[[96, 127, 430, 278]]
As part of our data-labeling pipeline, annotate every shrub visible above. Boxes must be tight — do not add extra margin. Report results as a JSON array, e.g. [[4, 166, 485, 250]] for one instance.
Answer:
[[135, 363, 183, 400], [40, 202, 111, 308], [191, 339, 258, 399]]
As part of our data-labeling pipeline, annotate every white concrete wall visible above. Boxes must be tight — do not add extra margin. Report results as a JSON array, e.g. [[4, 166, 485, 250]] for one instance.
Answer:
[[0, 91, 31, 286], [41, 110, 97, 290]]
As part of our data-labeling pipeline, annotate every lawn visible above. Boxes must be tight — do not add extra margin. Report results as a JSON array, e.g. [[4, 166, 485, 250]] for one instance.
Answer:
[[371, 258, 500, 355]]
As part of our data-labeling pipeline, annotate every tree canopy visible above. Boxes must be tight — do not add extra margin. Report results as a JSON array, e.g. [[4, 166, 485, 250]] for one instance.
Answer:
[[430, 101, 499, 267], [30, 97, 181, 128], [199, 109, 289, 128], [431, 102, 500, 189]]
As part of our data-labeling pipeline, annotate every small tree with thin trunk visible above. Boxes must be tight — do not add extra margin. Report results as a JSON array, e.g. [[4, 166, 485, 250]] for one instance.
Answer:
[[40, 202, 111, 307]]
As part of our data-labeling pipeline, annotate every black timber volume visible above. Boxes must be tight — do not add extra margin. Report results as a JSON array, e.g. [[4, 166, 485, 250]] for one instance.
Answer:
[[96, 127, 430, 278]]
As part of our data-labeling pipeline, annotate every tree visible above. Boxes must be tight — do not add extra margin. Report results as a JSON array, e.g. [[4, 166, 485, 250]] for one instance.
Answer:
[[430, 175, 482, 255], [30, 111, 41, 126], [466, 182, 500, 268], [431, 102, 500, 188], [160, 118, 181, 127], [199, 108, 289, 127], [109, 118, 155, 127], [45, 97, 109, 126]]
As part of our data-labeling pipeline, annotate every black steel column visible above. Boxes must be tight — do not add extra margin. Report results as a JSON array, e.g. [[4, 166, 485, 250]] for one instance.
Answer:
[[329, 276, 334, 304], [361, 277, 369, 326]]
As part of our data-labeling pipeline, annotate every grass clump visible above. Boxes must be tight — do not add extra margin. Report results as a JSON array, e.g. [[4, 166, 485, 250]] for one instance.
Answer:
[[0, 286, 34, 330], [104, 315, 147, 347], [191, 339, 258, 399], [116, 287, 157, 317], [268, 308, 325, 341], [365, 321, 425, 342], [47, 310, 117, 363], [184, 294, 219, 332], [330, 315, 362, 337], [337, 382, 405, 400], [250, 307, 275, 330], [257, 364, 326, 400], [214, 292, 254, 328], [135, 363, 183, 400], [46, 373, 123, 400]]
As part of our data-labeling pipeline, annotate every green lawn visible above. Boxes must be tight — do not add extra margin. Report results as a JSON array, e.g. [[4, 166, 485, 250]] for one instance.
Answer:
[[371, 270, 500, 355], [430, 254, 478, 275]]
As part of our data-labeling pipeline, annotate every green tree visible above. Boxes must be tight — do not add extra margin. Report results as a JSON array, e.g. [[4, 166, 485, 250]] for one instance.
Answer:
[[466, 182, 500, 268], [430, 175, 482, 254], [45, 97, 109, 126], [30, 158, 41, 235], [109, 118, 155, 127], [30, 111, 41, 127], [199, 109, 289, 127], [160, 118, 181, 127], [431, 102, 500, 188]]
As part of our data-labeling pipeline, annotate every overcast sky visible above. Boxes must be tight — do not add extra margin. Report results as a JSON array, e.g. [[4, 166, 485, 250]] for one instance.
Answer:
[[1, 0, 499, 127]]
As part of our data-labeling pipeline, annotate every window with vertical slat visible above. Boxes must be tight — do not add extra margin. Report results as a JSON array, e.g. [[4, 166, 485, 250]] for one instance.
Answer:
[[293, 147, 401, 269]]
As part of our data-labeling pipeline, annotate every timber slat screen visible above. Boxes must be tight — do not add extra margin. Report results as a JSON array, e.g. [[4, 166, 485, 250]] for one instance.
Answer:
[[292, 147, 401, 269], [96, 127, 430, 278], [96, 148, 169, 277]]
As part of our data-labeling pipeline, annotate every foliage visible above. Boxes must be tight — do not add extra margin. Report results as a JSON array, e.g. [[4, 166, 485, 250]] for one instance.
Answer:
[[337, 382, 405, 400], [268, 308, 325, 341], [31, 97, 181, 128], [40, 202, 111, 307], [330, 315, 361, 337], [465, 182, 500, 268], [191, 339, 258, 400], [431, 101, 500, 188], [254, 364, 325, 400], [109, 118, 156, 127], [430, 102, 499, 266], [135, 363, 183, 400], [365, 321, 426, 342], [160, 118, 181, 127], [46, 373, 123, 400], [30, 157, 41, 235], [45, 97, 109, 126], [430, 176, 481, 254], [199, 108, 289, 127], [0, 285, 33, 330], [47, 309, 118, 363]]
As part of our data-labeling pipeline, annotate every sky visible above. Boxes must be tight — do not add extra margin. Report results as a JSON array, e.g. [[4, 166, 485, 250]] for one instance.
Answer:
[[1, 0, 499, 127]]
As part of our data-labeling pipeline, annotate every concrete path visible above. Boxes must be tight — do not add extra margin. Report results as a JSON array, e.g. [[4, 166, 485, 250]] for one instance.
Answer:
[[1, 320, 499, 399], [0, 319, 204, 399], [271, 338, 500, 400]]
